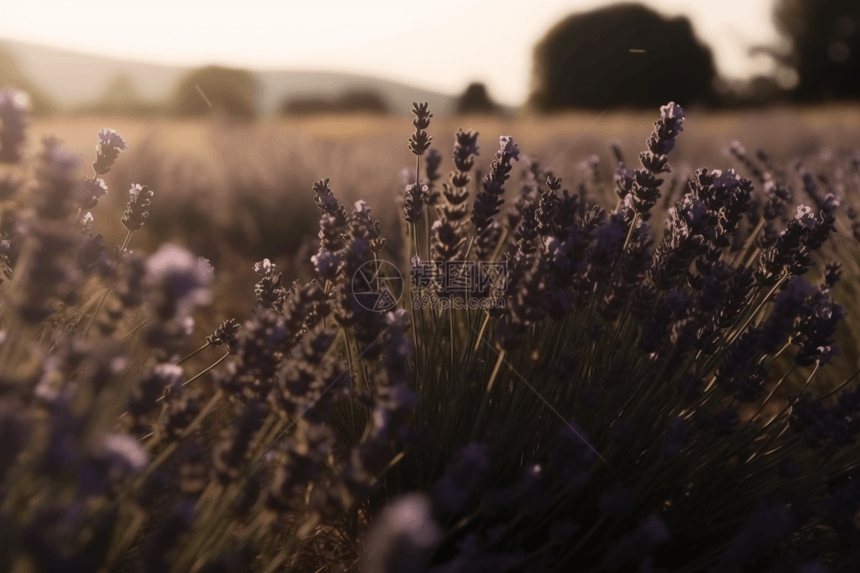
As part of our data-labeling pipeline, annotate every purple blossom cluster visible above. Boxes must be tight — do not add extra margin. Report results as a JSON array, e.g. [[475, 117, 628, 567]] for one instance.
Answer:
[[2, 97, 860, 573]]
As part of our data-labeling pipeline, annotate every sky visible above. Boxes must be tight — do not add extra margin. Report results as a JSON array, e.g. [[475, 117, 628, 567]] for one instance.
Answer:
[[0, 0, 783, 106]]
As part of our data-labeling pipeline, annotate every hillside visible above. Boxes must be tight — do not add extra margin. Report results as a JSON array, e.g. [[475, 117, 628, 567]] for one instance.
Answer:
[[0, 38, 509, 116]]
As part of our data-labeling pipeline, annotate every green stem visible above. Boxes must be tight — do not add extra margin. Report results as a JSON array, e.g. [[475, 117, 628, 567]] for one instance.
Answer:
[[175, 341, 211, 366], [794, 364, 860, 410], [82, 230, 134, 337], [470, 349, 506, 442], [82, 288, 111, 337], [732, 218, 765, 266], [117, 351, 231, 422], [750, 364, 797, 422], [181, 351, 230, 387], [133, 389, 225, 489]]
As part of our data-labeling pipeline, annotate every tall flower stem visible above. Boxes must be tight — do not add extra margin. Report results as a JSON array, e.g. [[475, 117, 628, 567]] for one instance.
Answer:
[[132, 389, 225, 489], [82, 229, 134, 336], [175, 341, 211, 366], [181, 351, 230, 387], [750, 364, 798, 422], [470, 349, 506, 442]]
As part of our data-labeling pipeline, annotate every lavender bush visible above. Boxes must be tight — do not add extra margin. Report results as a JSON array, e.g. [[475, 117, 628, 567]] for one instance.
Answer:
[[0, 89, 859, 572]]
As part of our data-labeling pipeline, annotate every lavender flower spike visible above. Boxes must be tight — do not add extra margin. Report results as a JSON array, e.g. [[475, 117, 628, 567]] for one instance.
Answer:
[[145, 243, 214, 318], [408, 102, 433, 156], [646, 102, 685, 165], [630, 102, 686, 218], [121, 184, 154, 231], [92, 128, 127, 175], [471, 135, 520, 231], [77, 177, 109, 210]]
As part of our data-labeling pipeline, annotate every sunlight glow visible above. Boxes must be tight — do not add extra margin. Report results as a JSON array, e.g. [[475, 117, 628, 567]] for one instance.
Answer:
[[0, 0, 780, 105]]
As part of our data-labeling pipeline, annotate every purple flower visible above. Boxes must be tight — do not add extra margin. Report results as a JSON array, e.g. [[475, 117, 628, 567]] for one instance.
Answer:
[[661, 101, 685, 125], [88, 178, 108, 198], [360, 493, 442, 573], [592, 219, 626, 252], [98, 128, 127, 151], [354, 199, 371, 216], [145, 244, 214, 317], [663, 289, 689, 313], [386, 308, 412, 332], [92, 128, 127, 175], [121, 184, 154, 231], [812, 345, 840, 365], [640, 513, 671, 544], [404, 183, 427, 223], [425, 147, 442, 181], [647, 102, 685, 159], [313, 178, 340, 215], [452, 129, 480, 178], [614, 163, 636, 199], [44, 139, 82, 182], [431, 442, 491, 515], [712, 167, 741, 191], [471, 136, 519, 231], [499, 135, 519, 161], [718, 502, 795, 569], [95, 433, 148, 475], [601, 513, 670, 570], [253, 258, 276, 276], [76, 177, 109, 210], [795, 204, 816, 229], [407, 102, 433, 156], [312, 249, 340, 279]]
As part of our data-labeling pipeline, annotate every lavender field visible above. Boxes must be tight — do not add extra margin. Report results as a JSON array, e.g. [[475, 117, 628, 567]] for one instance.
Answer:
[[2, 90, 860, 573]]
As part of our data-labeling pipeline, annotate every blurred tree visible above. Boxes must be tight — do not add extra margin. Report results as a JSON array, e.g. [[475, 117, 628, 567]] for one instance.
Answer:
[[279, 89, 389, 116], [455, 82, 497, 114], [716, 75, 791, 107], [0, 46, 56, 117], [768, 0, 860, 101], [528, 3, 717, 112], [335, 89, 389, 114], [75, 75, 161, 116], [279, 96, 330, 116], [170, 65, 257, 120]]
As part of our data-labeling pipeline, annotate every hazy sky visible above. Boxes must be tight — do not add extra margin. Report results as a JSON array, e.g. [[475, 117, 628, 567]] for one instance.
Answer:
[[0, 0, 782, 106]]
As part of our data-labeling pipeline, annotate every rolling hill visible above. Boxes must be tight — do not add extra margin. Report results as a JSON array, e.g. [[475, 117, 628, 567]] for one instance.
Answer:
[[0, 38, 514, 116]]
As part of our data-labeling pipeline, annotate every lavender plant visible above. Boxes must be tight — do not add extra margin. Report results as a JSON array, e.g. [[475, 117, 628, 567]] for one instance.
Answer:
[[0, 90, 859, 573]]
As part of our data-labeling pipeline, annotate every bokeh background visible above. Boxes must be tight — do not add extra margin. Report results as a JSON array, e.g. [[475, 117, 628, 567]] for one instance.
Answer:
[[2, 5, 860, 569]]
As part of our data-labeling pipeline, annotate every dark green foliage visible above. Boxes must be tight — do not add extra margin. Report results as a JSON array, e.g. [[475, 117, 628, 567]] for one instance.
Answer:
[[280, 89, 390, 116], [770, 0, 860, 101], [170, 65, 257, 120], [529, 3, 717, 111], [455, 82, 497, 115]]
